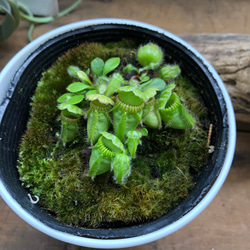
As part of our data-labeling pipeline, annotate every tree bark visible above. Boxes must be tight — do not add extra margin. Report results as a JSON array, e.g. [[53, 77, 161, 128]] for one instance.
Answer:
[[180, 34, 250, 124]]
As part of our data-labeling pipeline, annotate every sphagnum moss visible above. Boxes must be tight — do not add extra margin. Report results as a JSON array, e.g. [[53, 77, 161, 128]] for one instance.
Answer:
[[18, 40, 209, 228]]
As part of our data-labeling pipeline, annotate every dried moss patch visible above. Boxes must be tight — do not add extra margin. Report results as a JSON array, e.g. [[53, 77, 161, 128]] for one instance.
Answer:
[[17, 40, 209, 228]]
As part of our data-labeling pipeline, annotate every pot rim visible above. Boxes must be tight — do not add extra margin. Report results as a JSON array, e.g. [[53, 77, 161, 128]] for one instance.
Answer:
[[0, 18, 236, 249]]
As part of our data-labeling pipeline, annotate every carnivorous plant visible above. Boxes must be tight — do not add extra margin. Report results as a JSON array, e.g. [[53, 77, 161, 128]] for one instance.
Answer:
[[57, 43, 195, 185]]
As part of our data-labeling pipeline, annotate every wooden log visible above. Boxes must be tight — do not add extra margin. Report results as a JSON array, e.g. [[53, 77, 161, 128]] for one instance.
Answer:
[[180, 34, 250, 125]]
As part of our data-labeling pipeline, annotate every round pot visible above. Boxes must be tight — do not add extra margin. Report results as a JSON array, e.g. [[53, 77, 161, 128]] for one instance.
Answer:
[[0, 19, 236, 249]]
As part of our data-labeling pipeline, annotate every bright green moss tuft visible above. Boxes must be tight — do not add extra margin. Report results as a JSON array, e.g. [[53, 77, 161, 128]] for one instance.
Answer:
[[17, 40, 209, 228]]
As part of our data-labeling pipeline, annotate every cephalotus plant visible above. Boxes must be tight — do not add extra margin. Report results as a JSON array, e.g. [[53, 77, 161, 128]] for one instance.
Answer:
[[57, 43, 195, 185]]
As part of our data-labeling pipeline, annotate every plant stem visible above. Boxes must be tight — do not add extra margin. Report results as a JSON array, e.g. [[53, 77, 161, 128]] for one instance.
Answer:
[[57, 0, 82, 18], [17, 2, 54, 23], [27, 23, 34, 42], [17, 0, 83, 42]]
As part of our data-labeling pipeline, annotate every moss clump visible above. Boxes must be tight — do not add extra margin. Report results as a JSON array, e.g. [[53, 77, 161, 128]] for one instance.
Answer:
[[17, 40, 209, 228]]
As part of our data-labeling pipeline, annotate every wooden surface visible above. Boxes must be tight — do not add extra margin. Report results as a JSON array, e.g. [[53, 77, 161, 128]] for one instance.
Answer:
[[1, 0, 250, 249], [180, 34, 250, 124]]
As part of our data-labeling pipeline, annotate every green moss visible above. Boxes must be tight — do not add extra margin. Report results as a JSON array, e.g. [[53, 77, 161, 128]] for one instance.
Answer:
[[17, 40, 209, 228]]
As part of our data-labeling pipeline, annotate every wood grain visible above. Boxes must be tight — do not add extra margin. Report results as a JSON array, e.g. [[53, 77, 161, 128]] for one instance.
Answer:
[[181, 34, 250, 124]]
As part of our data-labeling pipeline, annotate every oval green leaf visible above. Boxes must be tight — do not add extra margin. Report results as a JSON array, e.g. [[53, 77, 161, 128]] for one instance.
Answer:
[[149, 78, 166, 91], [57, 93, 73, 103], [67, 82, 92, 93], [103, 57, 120, 76], [91, 58, 104, 77], [67, 95, 85, 104]]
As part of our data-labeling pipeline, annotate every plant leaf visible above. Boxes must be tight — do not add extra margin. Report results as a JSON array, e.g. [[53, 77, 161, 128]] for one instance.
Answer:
[[114, 111, 127, 142], [58, 103, 70, 110], [123, 64, 138, 74], [67, 104, 84, 115], [140, 127, 148, 136], [160, 95, 194, 129], [126, 130, 142, 158], [160, 64, 181, 81], [118, 86, 145, 105], [57, 93, 73, 103], [103, 57, 120, 76], [67, 66, 81, 78], [88, 153, 103, 178], [87, 94, 114, 105], [88, 146, 112, 178], [142, 87, 159, 101], [58, 103, 83, 115], [87, 112, 111, 145], [101, 132, 126, 153], [86, 89, 97, 97], [61, 122, 79, 144], [112, 153, 131, 185], [0, 0, 20, 42], [67, 82, 93, 93], [158, 83, 176, 109], [77, 71, 92, 85], [105, 73, 124, 96], [91, 58, 104, 77], [67, 95, 85, 104], [139, 73, 150, 83], [143, 78, 166, 91]]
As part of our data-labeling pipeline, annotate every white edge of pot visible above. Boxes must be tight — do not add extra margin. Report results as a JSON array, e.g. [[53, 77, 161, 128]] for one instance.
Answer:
[[0, 18, 236, 249]]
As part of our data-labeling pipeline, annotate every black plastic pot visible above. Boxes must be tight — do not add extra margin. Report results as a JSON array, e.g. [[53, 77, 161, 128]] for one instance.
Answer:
[[0, 19, 236, 248]]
